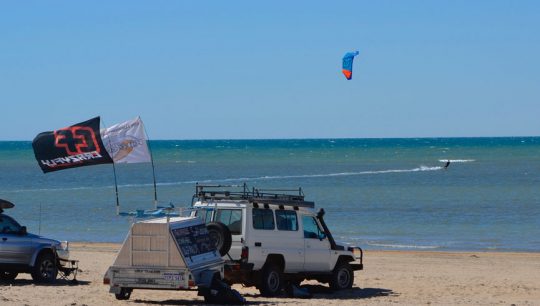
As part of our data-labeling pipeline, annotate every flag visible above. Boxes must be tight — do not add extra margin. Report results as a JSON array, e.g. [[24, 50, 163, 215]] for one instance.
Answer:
[[102, 116, 152, 163], [32, 117, 113, 173]]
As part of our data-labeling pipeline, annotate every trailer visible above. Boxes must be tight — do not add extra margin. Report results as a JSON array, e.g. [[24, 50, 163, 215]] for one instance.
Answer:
[[103, 216, 244, 303]]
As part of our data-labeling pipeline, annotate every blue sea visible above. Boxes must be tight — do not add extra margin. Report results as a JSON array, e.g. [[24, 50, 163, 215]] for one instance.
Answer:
[[1, 138, 539, 252]]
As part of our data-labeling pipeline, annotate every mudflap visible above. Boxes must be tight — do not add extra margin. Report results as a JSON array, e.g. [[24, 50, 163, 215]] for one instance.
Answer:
[[198, 273, 246, 305], [109, 286, 121, 294]]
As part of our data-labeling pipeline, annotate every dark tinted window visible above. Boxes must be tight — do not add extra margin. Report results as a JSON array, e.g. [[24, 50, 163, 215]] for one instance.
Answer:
[[275, 210, 298, 231], [0, 215, 21, 234], [215, 209, 242, 235], [252, 208, 274, 230]]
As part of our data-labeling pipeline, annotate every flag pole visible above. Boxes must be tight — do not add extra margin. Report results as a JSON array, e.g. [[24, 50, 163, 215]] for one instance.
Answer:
[[112, 161, 121, 215], [141, 117, 158, 209], [102, 118, 121, 215]]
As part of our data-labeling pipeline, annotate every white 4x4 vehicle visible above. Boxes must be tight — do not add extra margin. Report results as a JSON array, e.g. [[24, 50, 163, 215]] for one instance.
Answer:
[[190, 184, 363, 296]]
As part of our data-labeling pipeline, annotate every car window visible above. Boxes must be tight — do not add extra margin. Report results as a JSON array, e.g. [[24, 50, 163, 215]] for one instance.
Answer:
[[0, 215, 21, 234], [252, 208, 275, 230], [215, 209, 242, 235], [194, 209, 214, 223], [275, 210, 298, 231], [302, 216, 325, 239]]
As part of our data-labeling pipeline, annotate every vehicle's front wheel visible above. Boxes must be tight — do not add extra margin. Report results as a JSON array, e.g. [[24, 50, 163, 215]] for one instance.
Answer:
[[31, 252, 58, 283], [259, 264, 282, 297], [115, 288, 132, 300], [0, 271, 18, 281], [329, 262, 354, 290]]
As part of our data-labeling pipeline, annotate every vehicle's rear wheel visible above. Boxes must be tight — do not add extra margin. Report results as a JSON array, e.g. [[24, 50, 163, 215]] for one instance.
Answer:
[[259, 264, 282, 296], [206, 222, 232, 256], [329, 262, 354, 290], [31, 252, 58, 283], [0, 271, 18, 281], [115, 288, 132, 300]]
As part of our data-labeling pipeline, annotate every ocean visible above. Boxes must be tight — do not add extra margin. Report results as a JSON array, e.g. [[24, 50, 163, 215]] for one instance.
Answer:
[[1, 137, 539, 252]]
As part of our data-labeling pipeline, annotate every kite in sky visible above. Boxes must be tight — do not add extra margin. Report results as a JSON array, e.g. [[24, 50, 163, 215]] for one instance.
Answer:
[[342, 51, 359, 80]]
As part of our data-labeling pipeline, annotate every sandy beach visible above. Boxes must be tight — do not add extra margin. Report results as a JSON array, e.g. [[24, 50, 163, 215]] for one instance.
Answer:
[[0, 243, 538, 305]]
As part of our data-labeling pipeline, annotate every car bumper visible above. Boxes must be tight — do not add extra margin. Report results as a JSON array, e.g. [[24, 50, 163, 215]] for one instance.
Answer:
[[56, 249, 70, 266], [350, 263, 363, 271], [223, 261, 254, 284]]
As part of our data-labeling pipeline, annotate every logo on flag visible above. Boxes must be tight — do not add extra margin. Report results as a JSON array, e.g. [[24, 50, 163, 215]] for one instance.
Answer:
[[102, 117, 152, 163], [32, 117, 113, 173]]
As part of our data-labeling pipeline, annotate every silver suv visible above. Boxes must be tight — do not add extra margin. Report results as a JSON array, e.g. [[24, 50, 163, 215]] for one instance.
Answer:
[[0, 200, 71, 283]]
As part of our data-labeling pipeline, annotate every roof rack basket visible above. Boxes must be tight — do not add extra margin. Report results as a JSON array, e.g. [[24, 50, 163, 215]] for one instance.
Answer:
[[192, 183, 314, 208]]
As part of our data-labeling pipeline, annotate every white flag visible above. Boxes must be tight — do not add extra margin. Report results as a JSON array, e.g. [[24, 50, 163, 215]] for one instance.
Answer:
[[102, 117, 152, 163]]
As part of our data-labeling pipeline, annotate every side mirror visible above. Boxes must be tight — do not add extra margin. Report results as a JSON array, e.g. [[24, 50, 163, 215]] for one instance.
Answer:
[[19, 226, 27, 235]]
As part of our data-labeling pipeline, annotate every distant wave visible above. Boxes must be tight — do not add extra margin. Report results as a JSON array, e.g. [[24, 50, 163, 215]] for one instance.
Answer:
[[158, 165, 444, 186], [439, 159, 475, 163], [6, 186, 99, 193], [6, 165, 445, 193], [367, 242, 440, 250]]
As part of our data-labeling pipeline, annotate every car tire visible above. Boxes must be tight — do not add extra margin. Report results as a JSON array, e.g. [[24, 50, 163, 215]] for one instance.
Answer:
[[206, 222, 232, 256], [31, 252, 58, 283], [259, 264, 283, 297], [115, 288, 132, 300], [329, 262, 354, 290], [0, 271, 18, 281]]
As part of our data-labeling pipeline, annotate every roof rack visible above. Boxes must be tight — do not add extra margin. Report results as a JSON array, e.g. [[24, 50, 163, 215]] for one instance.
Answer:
[[192, 183, 315, 209]]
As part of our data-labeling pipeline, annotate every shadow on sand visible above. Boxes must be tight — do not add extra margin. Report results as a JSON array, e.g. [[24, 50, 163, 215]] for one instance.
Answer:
[[132, 286, 397, 305], [132, 299, 267, 305], [305, 285, 397, 299], [1, 278, 90, 287], [242, 285, 397, 300]]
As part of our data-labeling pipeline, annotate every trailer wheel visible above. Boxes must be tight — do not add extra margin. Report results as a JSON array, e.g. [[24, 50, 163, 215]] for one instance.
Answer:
[[115, 288, 132, 300], [207, 222, 232, 256], [0, 271, 18, 281]]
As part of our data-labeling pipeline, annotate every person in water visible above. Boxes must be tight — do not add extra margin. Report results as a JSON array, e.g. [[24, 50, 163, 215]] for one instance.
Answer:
[[444, 160, 451, 169]]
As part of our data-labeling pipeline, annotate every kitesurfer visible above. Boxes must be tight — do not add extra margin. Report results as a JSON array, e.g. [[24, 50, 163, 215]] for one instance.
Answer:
[[444, 160, 450, 169]]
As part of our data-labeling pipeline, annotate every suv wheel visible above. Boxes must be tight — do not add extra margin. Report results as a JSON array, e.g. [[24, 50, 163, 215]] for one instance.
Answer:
[[31, 252, 58, 283], [330, 262, 354, 290], [259, 264, 282, 296], [0, 271, 18, 281]]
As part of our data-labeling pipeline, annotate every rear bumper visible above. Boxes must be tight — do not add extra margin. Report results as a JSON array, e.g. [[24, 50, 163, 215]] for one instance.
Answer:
[[223, 261, 254, 284], [224, 261, 254, 273]]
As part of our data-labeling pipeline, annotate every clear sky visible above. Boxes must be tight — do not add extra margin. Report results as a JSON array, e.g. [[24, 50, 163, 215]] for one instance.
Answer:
[[1, 1, 539, 140]]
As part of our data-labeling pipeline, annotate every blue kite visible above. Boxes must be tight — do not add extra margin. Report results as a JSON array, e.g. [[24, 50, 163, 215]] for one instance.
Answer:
[[342, 51, 359, 80]]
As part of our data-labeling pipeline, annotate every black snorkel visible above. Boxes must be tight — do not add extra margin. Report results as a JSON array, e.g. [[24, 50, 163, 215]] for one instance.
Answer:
[[316, 208, 343, 250]]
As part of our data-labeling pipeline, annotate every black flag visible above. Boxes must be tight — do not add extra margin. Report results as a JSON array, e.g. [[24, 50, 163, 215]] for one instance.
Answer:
[[32, 117, 113, 173]]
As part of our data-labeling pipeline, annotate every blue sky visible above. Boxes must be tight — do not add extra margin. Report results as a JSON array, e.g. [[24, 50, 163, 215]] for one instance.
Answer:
[[1, 1, 539, 140]]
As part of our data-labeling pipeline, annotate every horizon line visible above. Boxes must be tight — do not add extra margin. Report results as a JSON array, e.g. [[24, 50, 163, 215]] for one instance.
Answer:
[[1, 135, 539, 142]]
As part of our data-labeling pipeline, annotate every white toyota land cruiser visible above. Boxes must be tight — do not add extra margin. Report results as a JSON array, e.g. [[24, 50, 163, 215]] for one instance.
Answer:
[[189, 184, 363, 297]]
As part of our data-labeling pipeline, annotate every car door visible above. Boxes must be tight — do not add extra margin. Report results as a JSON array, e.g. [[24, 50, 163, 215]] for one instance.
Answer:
[[301, 215, 331, 272], [273, 209, 304, 272], [214, 208, 244, 260], [0, 215, 33, 265]]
